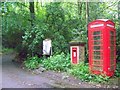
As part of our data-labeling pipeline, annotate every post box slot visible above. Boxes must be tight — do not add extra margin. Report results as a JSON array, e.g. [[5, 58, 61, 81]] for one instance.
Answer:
[[73, 50, 77, 57]]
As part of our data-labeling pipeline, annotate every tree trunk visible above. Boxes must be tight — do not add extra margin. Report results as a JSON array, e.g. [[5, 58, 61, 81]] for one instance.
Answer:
[[29, 2, 35, 27], [86, 1, 89, 63], [86, 1, 89, 26], [78, 1, 83, 20], [29, 1, 35, 56]]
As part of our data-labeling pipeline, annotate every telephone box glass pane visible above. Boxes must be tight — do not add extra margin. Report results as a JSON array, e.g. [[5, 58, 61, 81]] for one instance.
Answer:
[[110, 31, 115, 69], [94, 51, 100, 55], [92, 31, 102, 71], [93, 61, 101, 65], [94, 41, 101, 45], [93, 66, 102, 71], [93, 31, 101, 61], [93, 31, 101, 35], [93, 36, 101, 40], [94, 56, 100, 60], [94, 46, 101, 50], [110, 31, 114, 35]]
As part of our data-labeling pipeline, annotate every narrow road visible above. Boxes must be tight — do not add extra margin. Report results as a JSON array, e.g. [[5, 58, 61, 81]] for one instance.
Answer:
[[2, 53, 57, 88], [2, 52, 116, 89], [2, 52, 89, 88]]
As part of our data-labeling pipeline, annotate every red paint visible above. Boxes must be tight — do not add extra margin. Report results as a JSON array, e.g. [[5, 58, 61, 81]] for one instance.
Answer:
[[72, 47, 77, 64], [88, 19, 116, 77]]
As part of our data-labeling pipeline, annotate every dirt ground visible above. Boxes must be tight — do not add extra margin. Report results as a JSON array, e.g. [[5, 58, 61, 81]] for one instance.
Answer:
[[1, 52, 119, 89]]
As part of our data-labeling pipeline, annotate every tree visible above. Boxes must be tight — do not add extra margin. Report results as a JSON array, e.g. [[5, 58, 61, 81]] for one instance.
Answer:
[[29, 2, 35, 27], [1, 2, 119, 58]]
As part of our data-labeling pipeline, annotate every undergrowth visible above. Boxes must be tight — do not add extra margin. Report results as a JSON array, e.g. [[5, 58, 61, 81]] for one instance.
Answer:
[[23, 56, 42, 69], [42, 53, 71, 71], [115, 62, 120, 77], [2, 47, 14, 53], [23, 52, 120, 83], [68, 63, 109, 83]]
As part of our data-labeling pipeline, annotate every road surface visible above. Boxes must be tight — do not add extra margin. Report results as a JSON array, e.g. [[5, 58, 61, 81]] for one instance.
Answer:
[[1, 52, 118, 89]]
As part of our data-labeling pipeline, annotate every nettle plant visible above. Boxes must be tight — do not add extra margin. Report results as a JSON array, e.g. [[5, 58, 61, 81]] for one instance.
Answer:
[[68, 63, 110, 83], [42, 53, 71, 71], [24, 56, 42, 69]]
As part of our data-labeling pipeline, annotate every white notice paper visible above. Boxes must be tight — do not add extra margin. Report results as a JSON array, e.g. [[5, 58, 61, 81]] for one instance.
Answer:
[[43, 39, 52, 55]]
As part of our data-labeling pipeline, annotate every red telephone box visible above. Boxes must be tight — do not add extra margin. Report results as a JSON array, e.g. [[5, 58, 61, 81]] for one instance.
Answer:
[[88, 19, 116, 77]]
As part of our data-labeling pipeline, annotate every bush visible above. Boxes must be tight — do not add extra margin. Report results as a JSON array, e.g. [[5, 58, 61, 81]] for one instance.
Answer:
[[115, 62, 120, 77], [68, 63, 109, 83], [2, 28, 24, 48], [2, 47, 14, 53], [24, 56, 42, 70], [24, 52, 71, 71], [42, 52, 71, 71], [23, 52, 120, 83]]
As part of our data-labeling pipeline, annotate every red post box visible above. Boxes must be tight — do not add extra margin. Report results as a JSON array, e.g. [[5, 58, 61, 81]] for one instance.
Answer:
[[70, 41, 86, 64], [72, 47, 78, 64], [88, 19, 116, 77]]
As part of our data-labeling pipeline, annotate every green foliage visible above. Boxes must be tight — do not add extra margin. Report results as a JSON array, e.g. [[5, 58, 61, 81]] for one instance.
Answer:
[[68, 63, 109, 83], [23, 52, 120, 83], [22, 2, 80, 54], [1, 2, 119, 57], [1, 2, 120, 84], [42, 53, 71, 71], [2, 47, 14, 53], [2, 28, 24, 48], [24, 56, 42, 69], [24, 52, 71, 71], [1, 2, 29, 53], [115, 62, 120, 77]]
